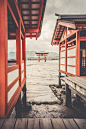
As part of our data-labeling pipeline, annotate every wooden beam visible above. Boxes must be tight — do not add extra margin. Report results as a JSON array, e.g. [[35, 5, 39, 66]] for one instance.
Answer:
[[7, 65, 19, 73], [14, 0, 25, 33], [22, 34, 26, 78], [16, 20, 21, 87], [0, 0, 8, 118], [7, 1, 19, 28], [60, 30, 79, 43], [26, 28, 39, 33], [58, 21, 76, 29], [36, 0, 44, 39]]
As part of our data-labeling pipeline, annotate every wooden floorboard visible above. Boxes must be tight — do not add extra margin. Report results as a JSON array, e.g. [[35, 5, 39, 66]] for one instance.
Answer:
[[74, 119, 86, 129], [63, 119, 79, 129], [40, 118, 53, 129], [0, 118, 86, 129], [52, 118, 66, 129], [1, 118, 16, 129]]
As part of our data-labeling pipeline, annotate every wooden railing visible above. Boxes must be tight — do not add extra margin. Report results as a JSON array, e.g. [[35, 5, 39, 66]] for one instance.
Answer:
[[7, 60, 26, 116]]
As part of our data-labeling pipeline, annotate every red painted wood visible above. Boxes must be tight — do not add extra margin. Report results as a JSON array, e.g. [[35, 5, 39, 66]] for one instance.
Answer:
[[0, 0, 8, 118], [7, 1, 19, 28], [16, 20, 21, 87], [14, 0, 25, 33], [59, 43, 61, 71], [37, 0, 44, 39], [7, 65, 19, 73], [76, 31, 80, 76], [22, 34, 26, 78]]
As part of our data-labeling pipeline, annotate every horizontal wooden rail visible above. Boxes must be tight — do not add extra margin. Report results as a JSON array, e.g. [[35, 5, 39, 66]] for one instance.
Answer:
[[67, 38, 76, 44], [67, 45, 76, 50], [59, 70, 76, 76], [67, 65, 76, 67], [21, 69, 24, 74], [60, 49, 65, 52], [7, 76, 19, 92], [7, 65, 19, 73], [67, 56, 76, 58], [60, 44, 65, 47], [21, 60, 24, 63], [7, 86, 21, 117], [60, 57, 65, 58], [60, 64, 65, 65]]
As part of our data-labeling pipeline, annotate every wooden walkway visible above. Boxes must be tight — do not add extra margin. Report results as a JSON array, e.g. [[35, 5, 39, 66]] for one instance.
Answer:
[[62, 77, 86, 101], [0, 118, 86, 129]]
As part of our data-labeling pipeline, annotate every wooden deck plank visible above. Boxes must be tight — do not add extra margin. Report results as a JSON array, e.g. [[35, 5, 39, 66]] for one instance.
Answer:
[[1, 118, 16, 129], [0, 119, 5, 128], [66, 77, 86, 89], [14, 118, 27, 129], [52, 118, 66, 129], [34, 119, 39, 129], [40, 118, 53, 129], [63, 119, 79, 129], [27, 119, 34, 129], [74, 119, 86, 129]]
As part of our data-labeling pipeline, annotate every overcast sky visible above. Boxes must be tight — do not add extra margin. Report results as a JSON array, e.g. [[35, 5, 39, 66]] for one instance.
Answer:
[[8, 0, 86, 53]]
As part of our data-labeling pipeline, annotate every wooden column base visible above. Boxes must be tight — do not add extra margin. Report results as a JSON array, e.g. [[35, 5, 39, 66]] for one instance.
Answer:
[[65, 83, 71, 107], [22, 82, 26, 106], [15, 93, 21, 118], [58, 72, 61, 87]]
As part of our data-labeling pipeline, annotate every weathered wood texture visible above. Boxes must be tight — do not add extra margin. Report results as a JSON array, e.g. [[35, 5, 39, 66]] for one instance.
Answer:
[[0, 118, 86, 129], [62, 77, 86, 101]]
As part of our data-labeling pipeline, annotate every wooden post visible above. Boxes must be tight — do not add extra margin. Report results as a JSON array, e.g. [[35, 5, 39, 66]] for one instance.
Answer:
[[0, 0, 8, 118], [44, 57, 46, 62], [65, 83, 71, 107], [22, 34, 26, 105], [16, 20, 22, 117], [76, 31, 80, 76], [58, 72, 61, 87], [15, 94, 21, 118], [38, 57, 40, 62]]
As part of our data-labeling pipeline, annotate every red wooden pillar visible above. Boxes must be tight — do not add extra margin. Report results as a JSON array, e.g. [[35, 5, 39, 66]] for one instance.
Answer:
[[76, 31, 80, 76], [16, 20, 21, 87], [0, 0, 8, 118], [59, 43, 61, 71], [38, 57, 40, 62], [44, 57, 46, 62], [65, 39, 67, 73], [22, 34, 26, 78]]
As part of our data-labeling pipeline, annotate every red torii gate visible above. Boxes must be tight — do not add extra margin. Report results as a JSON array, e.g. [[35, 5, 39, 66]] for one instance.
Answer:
[[0, 0, 47, 118], [36, 52, 48, 62]]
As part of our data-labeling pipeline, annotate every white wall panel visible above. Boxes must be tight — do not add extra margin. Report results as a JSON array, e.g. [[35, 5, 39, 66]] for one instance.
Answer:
[[60, 58, 65, 64], [67, 58, 76, 65], [60, 51, 65, 57], [8, 68, 19, 85], [7, 81, 19, 103], [67, 66, 76, 75], [60, 65, 65, 71], [67, 48, 76, 56]]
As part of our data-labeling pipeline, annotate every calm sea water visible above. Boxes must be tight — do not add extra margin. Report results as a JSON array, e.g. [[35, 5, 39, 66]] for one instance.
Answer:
[[26, 60, 59, 87]]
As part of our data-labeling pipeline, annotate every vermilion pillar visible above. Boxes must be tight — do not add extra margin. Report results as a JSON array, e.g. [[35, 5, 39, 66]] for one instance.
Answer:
[[0, 0, 8, 117], [16, 20, 21, 87], [38, 57, 40, 62], [22, 34, 26, 78], [44, 57, 46, 62]]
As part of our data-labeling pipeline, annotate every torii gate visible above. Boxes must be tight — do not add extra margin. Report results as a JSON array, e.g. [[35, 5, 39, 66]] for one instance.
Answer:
[[36, 52, 48, 62], [0, 0, 47, 118]]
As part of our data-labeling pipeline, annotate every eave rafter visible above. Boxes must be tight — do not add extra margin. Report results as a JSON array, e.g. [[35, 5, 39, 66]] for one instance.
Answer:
[[13, 0, 25, 33], [36, 0, 44, 40]]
